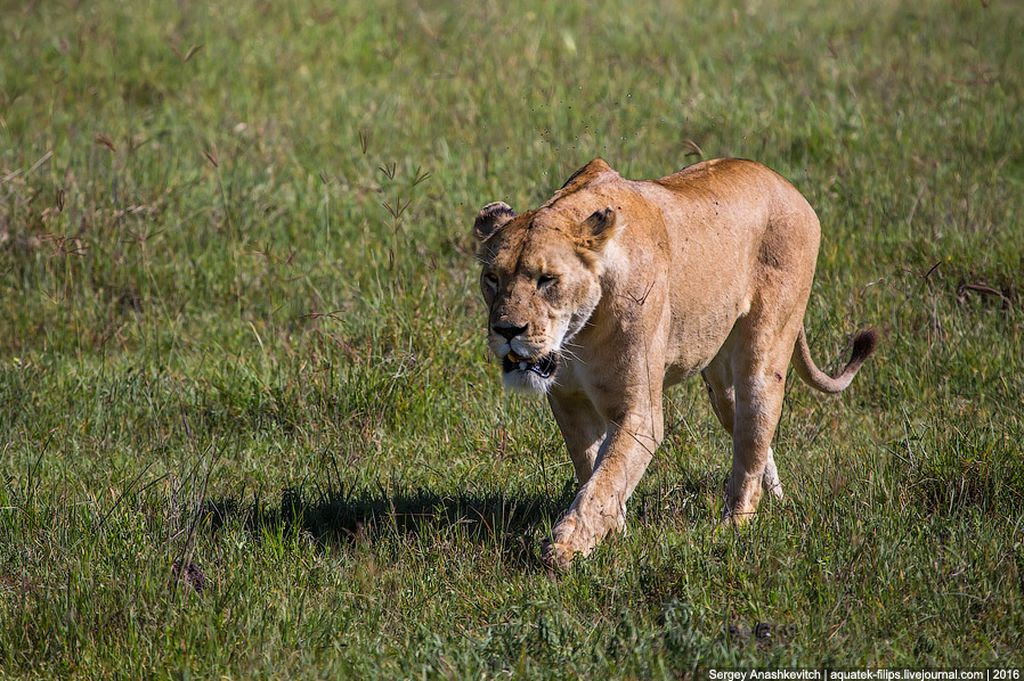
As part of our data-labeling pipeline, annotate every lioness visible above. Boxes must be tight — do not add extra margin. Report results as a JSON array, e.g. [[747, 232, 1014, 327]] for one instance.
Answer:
[[473, 158, 877, 568]]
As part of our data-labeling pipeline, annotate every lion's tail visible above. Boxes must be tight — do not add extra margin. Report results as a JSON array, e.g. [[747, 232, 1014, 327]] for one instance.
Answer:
[[792, 326, 878, 394]]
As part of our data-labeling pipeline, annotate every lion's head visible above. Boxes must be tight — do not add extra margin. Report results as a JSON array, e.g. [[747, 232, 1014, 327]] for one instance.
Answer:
[[473, 200, 621, 393]]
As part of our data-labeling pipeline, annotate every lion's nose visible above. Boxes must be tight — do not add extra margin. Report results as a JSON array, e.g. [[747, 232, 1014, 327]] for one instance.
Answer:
[[493, 322, 527, 341]]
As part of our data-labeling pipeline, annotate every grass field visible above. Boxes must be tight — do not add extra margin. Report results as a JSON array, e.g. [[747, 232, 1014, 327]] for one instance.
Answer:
[[2, 0, 1023, 677]]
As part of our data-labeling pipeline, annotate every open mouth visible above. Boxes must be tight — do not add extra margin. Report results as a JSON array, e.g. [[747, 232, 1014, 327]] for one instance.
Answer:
[[502, 351, 558, 379]]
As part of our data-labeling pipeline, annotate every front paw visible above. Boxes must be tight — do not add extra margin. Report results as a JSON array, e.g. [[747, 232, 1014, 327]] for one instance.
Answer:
[[540, 537, 576, 571], [720, 493, 759, 528], [723, 472, 763, 526], [540, 513, 583, 570], [541, 507, 626, 570]]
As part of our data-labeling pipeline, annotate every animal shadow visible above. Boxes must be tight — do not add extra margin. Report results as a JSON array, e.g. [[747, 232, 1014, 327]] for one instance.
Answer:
[[204, 483, 577, 567]]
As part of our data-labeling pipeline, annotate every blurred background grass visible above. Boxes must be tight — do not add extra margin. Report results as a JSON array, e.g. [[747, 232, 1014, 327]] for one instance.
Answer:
[[1, 0, 1022, 677]]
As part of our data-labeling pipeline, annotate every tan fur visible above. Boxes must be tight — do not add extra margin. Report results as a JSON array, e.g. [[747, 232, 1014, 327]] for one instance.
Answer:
[[473, 158, 878, 569]]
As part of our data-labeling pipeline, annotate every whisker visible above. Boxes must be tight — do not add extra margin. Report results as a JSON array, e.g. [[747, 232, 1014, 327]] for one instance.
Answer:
[[557, 348, 582, 363]]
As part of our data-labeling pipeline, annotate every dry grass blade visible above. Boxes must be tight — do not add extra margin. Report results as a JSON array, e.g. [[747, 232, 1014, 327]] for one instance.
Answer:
[[183, 44, 203, 62], [0, 149, 52, 184], [94, 134, 116, 152]]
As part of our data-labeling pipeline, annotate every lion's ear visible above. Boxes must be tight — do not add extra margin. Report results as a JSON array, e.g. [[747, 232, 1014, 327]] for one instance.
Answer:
[[578, 206, 620, 250], [474, 202, 516, 241]]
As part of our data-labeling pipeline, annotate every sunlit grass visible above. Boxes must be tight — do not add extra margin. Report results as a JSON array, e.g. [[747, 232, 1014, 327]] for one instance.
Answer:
[[1, 0, 1022, 677]]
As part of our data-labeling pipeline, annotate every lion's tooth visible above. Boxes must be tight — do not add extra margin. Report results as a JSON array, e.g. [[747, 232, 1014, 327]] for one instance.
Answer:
[[519, 362, 527, 370]]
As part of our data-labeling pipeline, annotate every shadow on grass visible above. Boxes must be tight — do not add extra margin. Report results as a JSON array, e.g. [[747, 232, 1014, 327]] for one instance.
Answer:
[[201, 468, 723, 569], [203, 484, 578, 567]]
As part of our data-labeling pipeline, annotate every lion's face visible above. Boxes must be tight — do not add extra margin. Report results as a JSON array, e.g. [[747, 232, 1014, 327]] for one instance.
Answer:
[[473, 202, 618, 393]]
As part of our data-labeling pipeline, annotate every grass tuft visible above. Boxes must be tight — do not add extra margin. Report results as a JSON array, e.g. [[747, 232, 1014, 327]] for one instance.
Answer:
[[1, 0, 1022, 676]]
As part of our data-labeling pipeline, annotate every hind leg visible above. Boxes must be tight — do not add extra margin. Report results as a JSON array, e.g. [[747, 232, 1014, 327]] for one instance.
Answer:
[[723, 320, 799, 523], [703, 346, 784, 501]]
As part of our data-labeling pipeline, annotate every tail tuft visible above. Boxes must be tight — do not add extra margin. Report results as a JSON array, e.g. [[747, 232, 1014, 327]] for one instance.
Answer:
[[850, 327, 879, 367]]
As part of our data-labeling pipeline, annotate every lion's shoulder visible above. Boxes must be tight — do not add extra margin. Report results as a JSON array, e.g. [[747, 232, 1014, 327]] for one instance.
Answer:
[[559, 158, 614, 190], [543, 158, 620, 209]]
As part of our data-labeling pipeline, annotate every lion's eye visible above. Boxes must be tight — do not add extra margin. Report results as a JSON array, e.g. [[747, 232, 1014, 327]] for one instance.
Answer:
[[537, 274, 557, 289]]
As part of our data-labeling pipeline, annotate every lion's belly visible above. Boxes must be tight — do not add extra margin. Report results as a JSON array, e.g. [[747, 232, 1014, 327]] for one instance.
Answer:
[[660, 226, 759, 386], [663, 290, 750, 387]]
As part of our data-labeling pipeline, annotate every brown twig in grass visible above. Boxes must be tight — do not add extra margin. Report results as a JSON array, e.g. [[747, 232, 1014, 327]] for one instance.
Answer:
[[957, 282, 1012, 308]]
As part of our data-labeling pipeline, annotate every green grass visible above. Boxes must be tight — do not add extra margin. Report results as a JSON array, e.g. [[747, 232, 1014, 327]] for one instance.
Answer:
[[2, 0, 1023, 677]]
